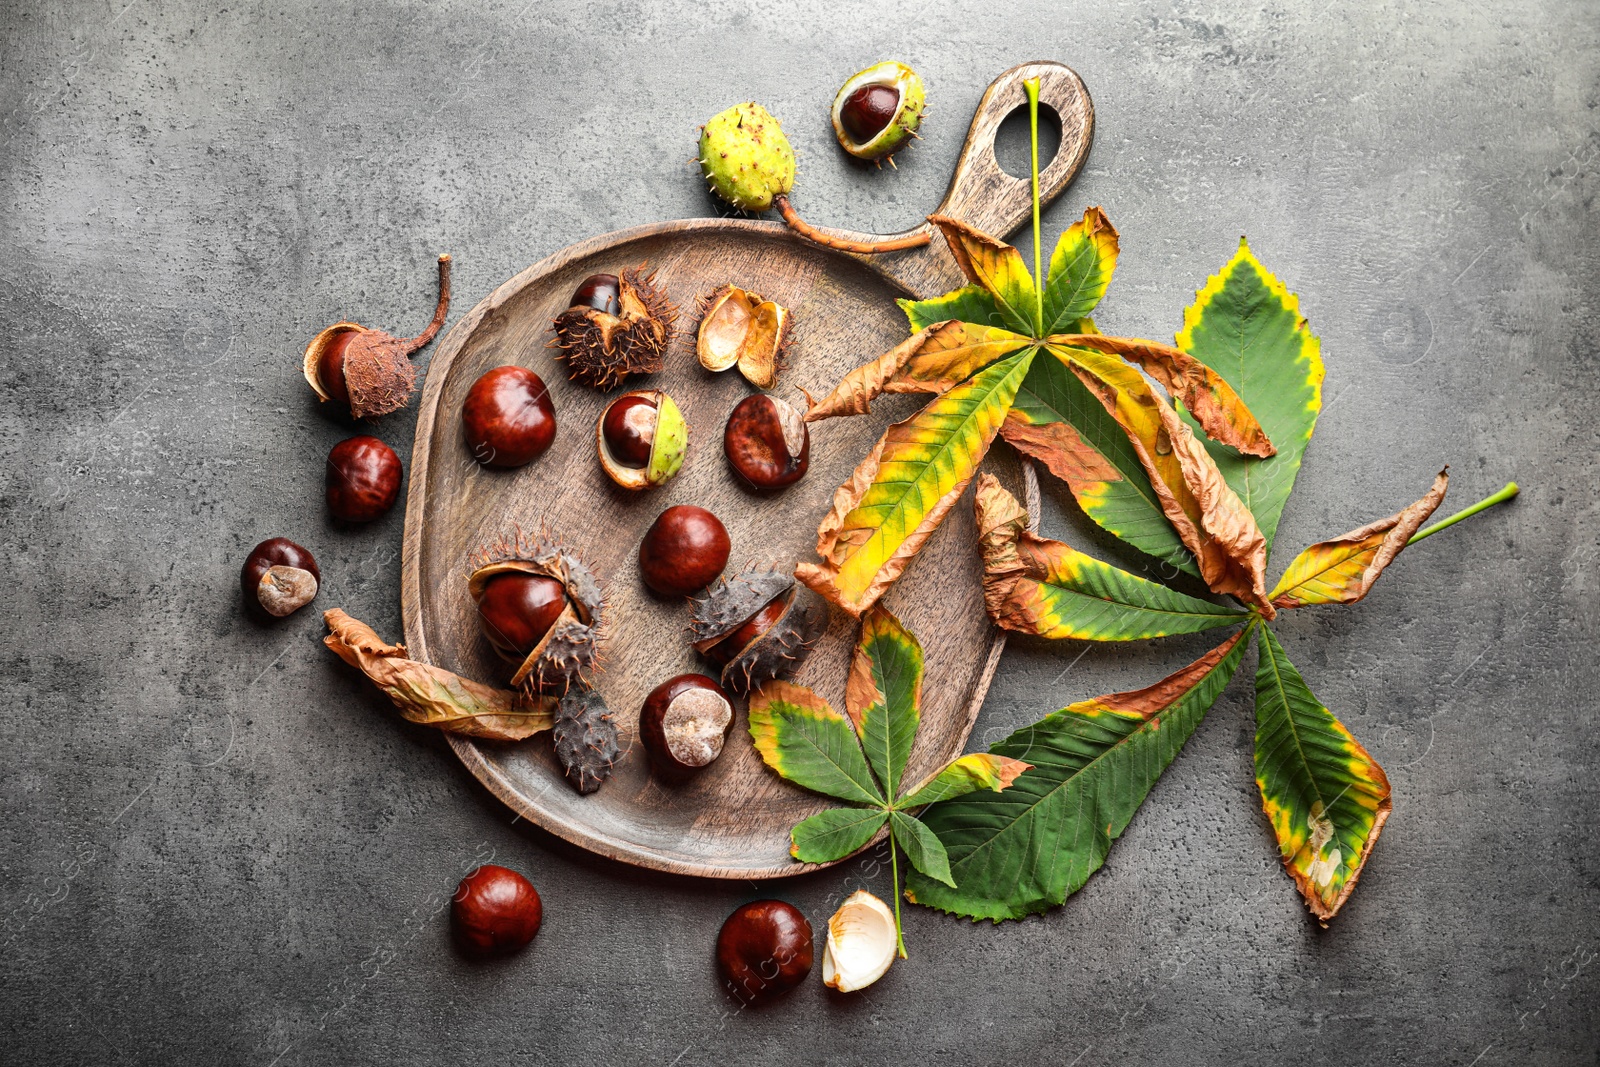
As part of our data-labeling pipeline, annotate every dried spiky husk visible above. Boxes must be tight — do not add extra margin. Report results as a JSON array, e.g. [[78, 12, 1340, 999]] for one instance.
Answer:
[[551, 686, 620, 794], [695, 285, 792, 389], [552, 267, 677, 390], [468, 529, 606, 694], [690, 566, 826, 692], [302, 322, 421, 418]]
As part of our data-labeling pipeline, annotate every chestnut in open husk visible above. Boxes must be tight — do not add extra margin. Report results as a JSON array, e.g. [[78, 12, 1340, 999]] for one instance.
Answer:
[[453, 864, 542, 957], [638, 505, 730, 597], [551, 268, 676, 390], [303, 254, 452, 418], [716, 899, 814, 1005], [690, 566, 826, 692], [724, 395, 809, 491], [639, 673, 734, 776], [462, 366, 556, 468], [595, 389, 687, 490], [696, 286, 792, 389], [468, 530, 606, 694], [830, 62, 925, 164], [241, 538, 320, 618], [326, 435, 402, 522]]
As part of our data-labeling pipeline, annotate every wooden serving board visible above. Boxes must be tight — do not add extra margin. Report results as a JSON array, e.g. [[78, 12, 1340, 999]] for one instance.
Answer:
[[401, 62, 1092, 878]]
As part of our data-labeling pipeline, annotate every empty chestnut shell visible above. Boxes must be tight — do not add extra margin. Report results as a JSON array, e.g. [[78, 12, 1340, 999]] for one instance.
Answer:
[[717, 900, 814, 1005], [475, 571, 569, 662], [462, 366, 556, 468], [326, 436, 403, 522], [639, 674, 734, 775], [453, 864, 542, 958], [639, 505, 730, 597], [240, 538, 320, 618], [725, 395, 809, 491]]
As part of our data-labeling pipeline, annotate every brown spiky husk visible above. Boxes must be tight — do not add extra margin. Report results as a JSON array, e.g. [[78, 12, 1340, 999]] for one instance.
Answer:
[[341, 331, 419, 417], [690, 565, 827, 692], [467, 528, 606, 694], [551, 267, 677, 390], [551, 686, 620, 794]]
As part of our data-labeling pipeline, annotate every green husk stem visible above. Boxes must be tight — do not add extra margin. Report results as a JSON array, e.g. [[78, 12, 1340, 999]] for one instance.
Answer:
[[1407, 482, 1519, 544]]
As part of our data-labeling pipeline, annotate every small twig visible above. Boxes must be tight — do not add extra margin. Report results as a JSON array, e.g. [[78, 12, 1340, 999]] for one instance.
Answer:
[[773, 195, 930, 254]]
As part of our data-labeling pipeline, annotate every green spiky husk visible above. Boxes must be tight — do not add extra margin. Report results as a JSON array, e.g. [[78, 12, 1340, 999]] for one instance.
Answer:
[[698, 102, 796, 212]]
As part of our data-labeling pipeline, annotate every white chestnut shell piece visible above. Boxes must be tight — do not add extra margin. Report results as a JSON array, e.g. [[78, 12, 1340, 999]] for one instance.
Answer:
[[822, 889, 897, 992]]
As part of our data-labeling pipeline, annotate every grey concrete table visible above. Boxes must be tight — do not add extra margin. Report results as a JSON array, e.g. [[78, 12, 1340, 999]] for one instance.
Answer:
[[3, 1, 1596, 1063]]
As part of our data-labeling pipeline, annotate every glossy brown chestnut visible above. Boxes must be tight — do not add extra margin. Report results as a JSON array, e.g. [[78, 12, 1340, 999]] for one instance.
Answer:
[[475, 572, 569, 661], [840, 84, 900, 144], [325, 436, 403, 522], [601, 394, 657, 469], [639, 506, 730, 597], [724, 395, 809, 491], [240, 537, 320, 618], [716, 900, 813, 1005], [316, 332, 355, 404], [452, 864, 542, 958], [639, 674, 734, 775], [704, 593, 786, 666], [462, 366, 557, 468], [570, 272, 622, 315]]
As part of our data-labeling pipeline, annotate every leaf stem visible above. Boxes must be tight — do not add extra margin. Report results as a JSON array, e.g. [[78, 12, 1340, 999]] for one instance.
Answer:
[[1026, 77, 1044, 334], [1407, 482, 1519, 544], [889, 831, 908, 959]]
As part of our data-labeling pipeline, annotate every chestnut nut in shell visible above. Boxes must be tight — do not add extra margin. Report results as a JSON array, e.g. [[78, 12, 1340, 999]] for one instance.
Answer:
[[240, 538, 320, 618], [724, 394, 809, 491], [475, 571, 569, 663], [638, 505, 730, 598], [467, 530, 606, 695], [596, 389, 687, 490], [690, 567, 825, 692], [639, 674, 734, 775], [462, 366, 556, 468], [830, 61, 926, 164], [716, 900, 814, 1005], [325, 435, 403, 522], [452, 864, 542, 958], [302, 254, 452, 418], [551, 268, 676, 391]]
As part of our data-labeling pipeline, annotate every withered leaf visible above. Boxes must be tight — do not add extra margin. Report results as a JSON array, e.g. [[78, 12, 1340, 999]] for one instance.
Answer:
[[1050, 334, 1276, 458], [804, 321, 1032, 422], [1271, 469, 1449, 608], [323, 609, 555, 740]]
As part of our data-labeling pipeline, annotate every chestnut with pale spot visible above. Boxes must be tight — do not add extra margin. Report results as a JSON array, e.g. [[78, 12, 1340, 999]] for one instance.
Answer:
[[638, 674, 734, 776], [724, 394, 809, 491], [240, 538, 320, 618]]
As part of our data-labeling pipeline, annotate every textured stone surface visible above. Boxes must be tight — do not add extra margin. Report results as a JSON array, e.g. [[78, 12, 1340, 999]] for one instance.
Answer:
[[2, 1, 1597, 1063]]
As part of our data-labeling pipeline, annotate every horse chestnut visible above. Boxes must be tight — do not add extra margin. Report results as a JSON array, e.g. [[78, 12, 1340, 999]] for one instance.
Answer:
[[716, 899, 814, 1005], [601, 394, 657, 468], [570, 273, 622, 315], [639, 674, 734, 775], [452, 864, 542, 958], [703, 595, 786, 666], [724, 395, 809, 491], [638, 505, 730, 597], [475, 572, 569, 662], [596, 389, 688, 490], [325, 435, 402, 522], [830, 61, 926, 164], [462, 366, 556, 468], [840, 85, 899, 144], [240, 537, 320, 618]]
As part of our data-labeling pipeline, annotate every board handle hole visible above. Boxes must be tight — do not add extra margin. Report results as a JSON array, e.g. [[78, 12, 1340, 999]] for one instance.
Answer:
[[993, 102, 1062, 182]]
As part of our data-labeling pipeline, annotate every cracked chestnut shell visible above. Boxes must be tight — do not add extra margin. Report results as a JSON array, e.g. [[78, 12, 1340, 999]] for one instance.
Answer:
[[690, 567, 826, 692], [467, 530, 606, 694], [725, 395, 809, 491], [462, 366, 556, 468], [717, 900, 813, 1005], [639, 673, 734, 775], [240, 538, 320, 618], [325, 436, 402, 522], [452, 865, 542, 958], [638, 505, 730, 598]]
